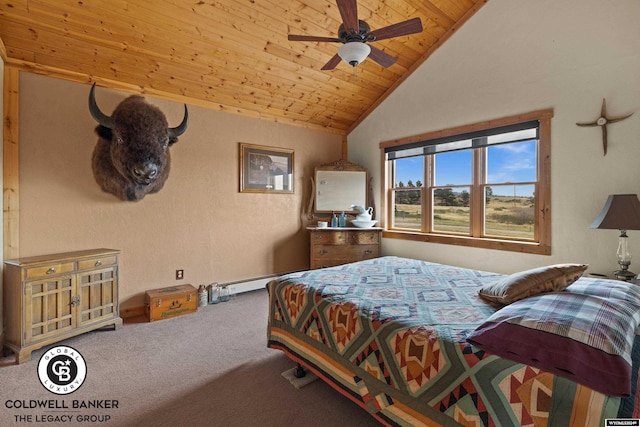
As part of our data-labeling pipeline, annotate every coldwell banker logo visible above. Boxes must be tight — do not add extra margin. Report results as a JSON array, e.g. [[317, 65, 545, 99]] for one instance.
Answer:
[[37, 346, 87, 395], [5, 346, 117, 424]]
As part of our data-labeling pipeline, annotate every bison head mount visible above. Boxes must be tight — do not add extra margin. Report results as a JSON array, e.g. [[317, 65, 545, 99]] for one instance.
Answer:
[[89, 83, 189, 201]]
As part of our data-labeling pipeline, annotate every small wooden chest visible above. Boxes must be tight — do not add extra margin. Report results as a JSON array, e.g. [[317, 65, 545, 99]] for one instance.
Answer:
[[145, 284, 197, 322]]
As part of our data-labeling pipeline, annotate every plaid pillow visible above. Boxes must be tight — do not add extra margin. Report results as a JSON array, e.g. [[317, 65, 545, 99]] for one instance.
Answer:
[[467, 289, 640, 396], [566, 276, 640, 304]]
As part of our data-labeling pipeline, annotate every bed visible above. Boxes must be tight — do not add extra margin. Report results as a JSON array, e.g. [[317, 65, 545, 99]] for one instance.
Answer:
[[266, 256, 640, 426]]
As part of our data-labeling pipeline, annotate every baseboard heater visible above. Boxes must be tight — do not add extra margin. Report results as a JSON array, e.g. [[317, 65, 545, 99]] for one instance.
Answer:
[[218, 274, 280, 294]]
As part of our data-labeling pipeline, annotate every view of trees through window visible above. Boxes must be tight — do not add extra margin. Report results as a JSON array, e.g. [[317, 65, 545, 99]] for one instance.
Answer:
[[393, 181, 535, 240]]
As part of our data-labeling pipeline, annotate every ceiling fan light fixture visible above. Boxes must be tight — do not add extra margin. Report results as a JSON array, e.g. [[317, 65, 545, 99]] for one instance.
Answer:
[[338, 42, 371, 67]]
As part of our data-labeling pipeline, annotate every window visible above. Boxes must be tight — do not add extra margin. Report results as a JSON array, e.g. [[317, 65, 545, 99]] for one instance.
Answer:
[[381, 109, 552, 255]]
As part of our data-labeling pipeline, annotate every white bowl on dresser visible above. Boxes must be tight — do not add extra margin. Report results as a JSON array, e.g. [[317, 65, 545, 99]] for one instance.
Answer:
[[351, 220, 378, 228]]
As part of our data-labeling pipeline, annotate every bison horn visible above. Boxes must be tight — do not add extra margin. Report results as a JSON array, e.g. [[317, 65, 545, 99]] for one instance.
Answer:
[[168, 105, 189, 139], [88, 83, 114, 129]]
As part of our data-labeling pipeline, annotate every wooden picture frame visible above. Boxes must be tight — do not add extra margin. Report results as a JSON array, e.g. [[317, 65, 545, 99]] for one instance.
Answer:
[[239, 143, 294, 193]]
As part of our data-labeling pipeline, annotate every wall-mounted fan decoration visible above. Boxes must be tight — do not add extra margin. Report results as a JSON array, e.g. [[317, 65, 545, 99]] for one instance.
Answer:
[[288, 0, 423, 70]]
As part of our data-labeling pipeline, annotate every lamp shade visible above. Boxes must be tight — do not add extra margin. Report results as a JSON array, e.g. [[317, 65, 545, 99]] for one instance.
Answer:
[[590, 194, 640, 230], [338, 42, 371, 67]]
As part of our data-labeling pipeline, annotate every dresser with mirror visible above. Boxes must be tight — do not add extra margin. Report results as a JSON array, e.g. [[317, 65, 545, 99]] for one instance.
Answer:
[[307, 159, 381, 269]]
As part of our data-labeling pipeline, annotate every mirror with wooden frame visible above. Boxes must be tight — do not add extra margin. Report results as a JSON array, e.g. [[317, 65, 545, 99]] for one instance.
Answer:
[[311, 159, 369, 215]]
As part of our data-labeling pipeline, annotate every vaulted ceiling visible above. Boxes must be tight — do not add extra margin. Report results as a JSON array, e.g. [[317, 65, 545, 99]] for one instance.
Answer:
[[0, 0, 486, 135]]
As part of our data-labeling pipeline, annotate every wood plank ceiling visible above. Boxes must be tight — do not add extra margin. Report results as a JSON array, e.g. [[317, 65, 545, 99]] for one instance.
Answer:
[[0, 0, 486, 135]]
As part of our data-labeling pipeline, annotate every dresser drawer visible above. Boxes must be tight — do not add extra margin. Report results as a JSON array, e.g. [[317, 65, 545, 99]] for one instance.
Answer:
[[311, 229, 381, 245], [78, 255, 118, 271], [347, 231, 380, 245], [25, 262, 76, 280], [311, 231, 347, 244], [311, 244, 379, 269], [309, 227, 381, 270], [313, 244, 379, 259]]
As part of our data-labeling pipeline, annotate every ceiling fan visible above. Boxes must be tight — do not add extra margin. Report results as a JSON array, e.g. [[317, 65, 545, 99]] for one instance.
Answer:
[[288, 0, 423, 70]]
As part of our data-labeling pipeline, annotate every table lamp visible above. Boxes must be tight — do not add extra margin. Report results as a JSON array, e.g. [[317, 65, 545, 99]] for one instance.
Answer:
[[590, 194, 640, 280]]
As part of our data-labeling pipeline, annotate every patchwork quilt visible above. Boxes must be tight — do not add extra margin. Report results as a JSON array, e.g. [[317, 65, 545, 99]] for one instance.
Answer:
[[266, 256, 640, 427]]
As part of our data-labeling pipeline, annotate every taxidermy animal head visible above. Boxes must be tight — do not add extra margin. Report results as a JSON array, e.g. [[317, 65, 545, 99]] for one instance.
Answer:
[[88, 83, 189, 201]]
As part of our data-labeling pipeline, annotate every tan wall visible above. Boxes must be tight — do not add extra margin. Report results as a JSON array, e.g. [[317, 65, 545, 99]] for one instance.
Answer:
[[16, 72, 342, 310]]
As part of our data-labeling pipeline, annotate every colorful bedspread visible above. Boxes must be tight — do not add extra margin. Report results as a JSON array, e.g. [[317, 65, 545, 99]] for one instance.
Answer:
[[266, 256, 639, 427]]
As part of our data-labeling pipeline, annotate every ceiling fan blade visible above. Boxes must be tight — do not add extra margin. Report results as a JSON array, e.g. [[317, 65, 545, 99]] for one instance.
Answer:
[[288, 34, 342, 42], [321, 54, 343, 70], [336, 0, 359, 32], [368, 17, 423, 41], [368, 45, 397, 68]]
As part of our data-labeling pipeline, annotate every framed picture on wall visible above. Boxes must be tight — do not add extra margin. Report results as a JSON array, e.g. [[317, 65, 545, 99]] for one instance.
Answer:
[[239, 143, 294, 193]]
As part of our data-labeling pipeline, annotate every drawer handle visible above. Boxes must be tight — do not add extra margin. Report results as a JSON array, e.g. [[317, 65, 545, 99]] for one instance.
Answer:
[[320, 249, 328, 255], [46, 267, 56, 275], [95, 260, 103, 266], [364, 249, 373, 255]]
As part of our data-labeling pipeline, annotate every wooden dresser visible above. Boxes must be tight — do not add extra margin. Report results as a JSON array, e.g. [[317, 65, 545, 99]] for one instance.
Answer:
[[308, 227, 382, 269], [3, 248, 122, 364]]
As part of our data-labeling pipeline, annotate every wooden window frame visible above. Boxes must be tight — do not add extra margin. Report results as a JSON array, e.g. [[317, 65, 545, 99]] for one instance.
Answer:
[[380, 109, 553, 255]]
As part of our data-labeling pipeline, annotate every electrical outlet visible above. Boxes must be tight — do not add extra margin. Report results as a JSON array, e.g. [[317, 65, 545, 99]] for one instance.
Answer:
[[176, 269, 184, 280]]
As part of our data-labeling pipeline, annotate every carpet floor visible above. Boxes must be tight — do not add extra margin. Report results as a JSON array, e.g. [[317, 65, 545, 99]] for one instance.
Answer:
[[0, 289, 379, 426]]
